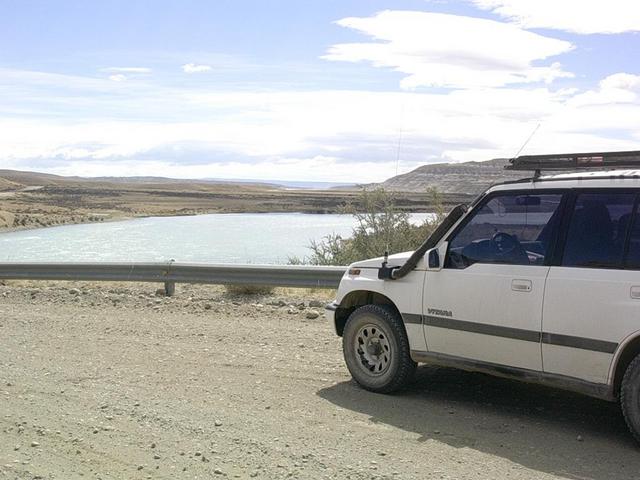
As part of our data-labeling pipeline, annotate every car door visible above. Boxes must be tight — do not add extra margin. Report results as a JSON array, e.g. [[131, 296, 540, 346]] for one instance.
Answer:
[[422, 190, 565, 371], [542, 190, 640, 384]]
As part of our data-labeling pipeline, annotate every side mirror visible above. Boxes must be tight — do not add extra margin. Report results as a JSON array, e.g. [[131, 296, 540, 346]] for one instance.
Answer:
[[426, 242, 448, 271]]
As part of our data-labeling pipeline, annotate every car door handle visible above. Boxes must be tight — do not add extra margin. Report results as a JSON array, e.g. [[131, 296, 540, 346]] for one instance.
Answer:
[[631, 286, 640, 299], [511, 279, 532, 292]]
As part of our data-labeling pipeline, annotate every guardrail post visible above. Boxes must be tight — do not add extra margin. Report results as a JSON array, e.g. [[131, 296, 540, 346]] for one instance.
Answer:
[[164, 281, 176, 297], [163, 259, 176, 297]]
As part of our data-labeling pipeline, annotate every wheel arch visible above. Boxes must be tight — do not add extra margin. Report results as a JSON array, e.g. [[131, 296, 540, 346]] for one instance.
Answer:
[[333, 290, 402, 337], [611, 331, 640, 398]]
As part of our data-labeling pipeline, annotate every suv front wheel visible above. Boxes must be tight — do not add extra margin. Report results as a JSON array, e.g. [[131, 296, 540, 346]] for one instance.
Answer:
[[342, 304, 416, 393]]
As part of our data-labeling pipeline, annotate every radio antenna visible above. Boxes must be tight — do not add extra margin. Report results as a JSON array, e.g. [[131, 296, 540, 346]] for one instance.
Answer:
[[385, 104, 405, 258], [514, 123, 541, 159], [394, 109, 404, 177]]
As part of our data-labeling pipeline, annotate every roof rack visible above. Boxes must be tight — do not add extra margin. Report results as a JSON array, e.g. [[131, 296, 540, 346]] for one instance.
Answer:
[[506, 150, 640, 178]]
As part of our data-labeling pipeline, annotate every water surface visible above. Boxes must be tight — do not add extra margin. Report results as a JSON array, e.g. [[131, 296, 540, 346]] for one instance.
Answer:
[[0, 213, 430, 264]]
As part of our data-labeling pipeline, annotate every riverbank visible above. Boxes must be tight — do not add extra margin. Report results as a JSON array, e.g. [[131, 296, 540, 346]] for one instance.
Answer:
[[0, 176, 471, 233], [0, 210, 131, 233]]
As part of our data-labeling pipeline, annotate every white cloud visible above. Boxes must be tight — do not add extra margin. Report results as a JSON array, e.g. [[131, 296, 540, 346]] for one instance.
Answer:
[[182, 63, 212, 73], [103, 67, 152, 73], [103, 67, 151, 82], [324, 10, 573, 89], [108, 74, 127, 82], [2, 67, 640, 182], [568, 73, 640, 107], [601, 73, 640, 91], [471, 0, 640, 34]]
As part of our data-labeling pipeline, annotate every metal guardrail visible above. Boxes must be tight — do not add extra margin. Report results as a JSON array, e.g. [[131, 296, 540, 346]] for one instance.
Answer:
[[0, 262, 346, 295]]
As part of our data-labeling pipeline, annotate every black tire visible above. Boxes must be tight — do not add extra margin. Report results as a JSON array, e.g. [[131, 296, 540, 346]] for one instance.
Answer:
[[342, 304, 416, 393], [621, 353, 640, 443]]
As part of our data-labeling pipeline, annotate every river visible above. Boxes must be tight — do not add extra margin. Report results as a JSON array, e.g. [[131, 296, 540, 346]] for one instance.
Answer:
[[0, 213, 431, 264]]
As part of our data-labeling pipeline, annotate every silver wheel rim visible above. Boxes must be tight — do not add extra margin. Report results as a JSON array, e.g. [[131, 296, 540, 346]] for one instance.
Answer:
[[353, 322, 392, 376]]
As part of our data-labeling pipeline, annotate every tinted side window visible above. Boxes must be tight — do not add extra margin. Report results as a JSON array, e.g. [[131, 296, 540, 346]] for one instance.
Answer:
[[562, 193, 635, 269], [626, 218, 640, 270], [446, 193, 563, 269], [624, 210, 640, 269]]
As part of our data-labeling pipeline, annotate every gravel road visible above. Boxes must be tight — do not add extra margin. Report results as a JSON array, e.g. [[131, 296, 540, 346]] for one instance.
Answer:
[[1, 282, 640, 479]]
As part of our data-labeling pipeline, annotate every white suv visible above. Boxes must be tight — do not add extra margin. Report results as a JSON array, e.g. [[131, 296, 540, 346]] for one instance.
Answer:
[[326, 150, 640, 442]]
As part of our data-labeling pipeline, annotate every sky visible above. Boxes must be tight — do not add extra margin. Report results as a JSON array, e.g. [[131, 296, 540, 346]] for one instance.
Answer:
[[1, 0, 640, 183]]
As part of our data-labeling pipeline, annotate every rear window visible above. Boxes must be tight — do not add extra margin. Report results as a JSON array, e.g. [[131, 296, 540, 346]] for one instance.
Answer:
[[624, 213, 640, 269], [562, 193, 636, 269]]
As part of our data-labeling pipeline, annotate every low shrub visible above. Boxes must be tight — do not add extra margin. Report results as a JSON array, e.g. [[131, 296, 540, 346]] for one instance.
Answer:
[[290, 187, 446, 266], [223, 284, 275, 296]]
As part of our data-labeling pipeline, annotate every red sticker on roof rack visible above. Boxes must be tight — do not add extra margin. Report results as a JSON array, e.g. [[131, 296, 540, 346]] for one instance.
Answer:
[[577, 156, 604, 165]]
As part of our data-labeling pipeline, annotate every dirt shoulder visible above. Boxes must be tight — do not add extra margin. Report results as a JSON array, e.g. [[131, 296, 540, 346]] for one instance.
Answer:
[[1, 282, 639, 479]]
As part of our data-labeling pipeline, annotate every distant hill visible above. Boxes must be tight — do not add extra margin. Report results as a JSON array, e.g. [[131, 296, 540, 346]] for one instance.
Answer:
[[0, 169, 285, 192], [0, 169, 355, 192], [0, 169, 66, 187], [0, 161, 520, 197], [377, 158, 523, 195]]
